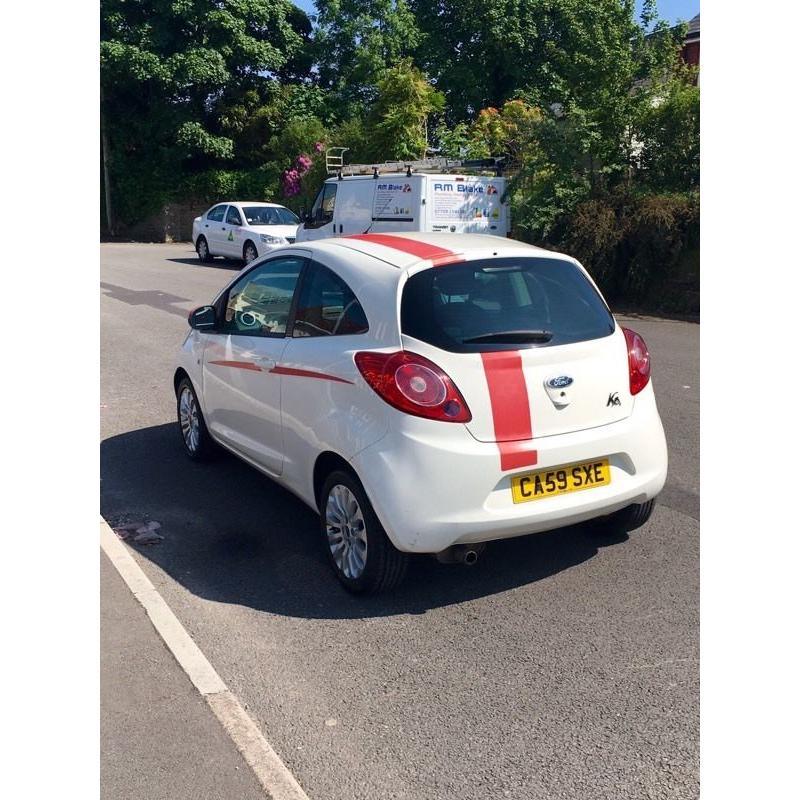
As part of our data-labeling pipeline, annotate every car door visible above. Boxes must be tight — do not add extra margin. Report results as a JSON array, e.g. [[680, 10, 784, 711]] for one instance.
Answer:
[[224, 205, 245, 258], [203, 204, 228, 254], [298, 182, 337, 240], [279, 260, 374, 465], [201, 254, 308, 475]]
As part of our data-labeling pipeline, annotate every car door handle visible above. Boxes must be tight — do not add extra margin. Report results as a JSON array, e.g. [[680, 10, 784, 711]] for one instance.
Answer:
[[255, 356, 276, 369]]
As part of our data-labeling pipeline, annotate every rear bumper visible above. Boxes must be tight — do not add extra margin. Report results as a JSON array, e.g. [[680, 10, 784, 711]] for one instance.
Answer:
[[350, 385, 668, 553]]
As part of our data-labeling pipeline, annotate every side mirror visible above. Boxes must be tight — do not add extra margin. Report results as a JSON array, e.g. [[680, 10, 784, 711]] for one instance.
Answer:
[[188, 305, 217, 330]]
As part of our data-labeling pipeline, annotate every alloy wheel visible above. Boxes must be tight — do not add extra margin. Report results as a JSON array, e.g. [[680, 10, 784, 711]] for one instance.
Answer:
[[325, 485, 368, 579], [179, 387, 200, 453]]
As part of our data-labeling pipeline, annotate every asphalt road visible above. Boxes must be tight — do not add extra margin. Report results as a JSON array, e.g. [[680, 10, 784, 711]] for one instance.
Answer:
[[101, 243, 699, 800]]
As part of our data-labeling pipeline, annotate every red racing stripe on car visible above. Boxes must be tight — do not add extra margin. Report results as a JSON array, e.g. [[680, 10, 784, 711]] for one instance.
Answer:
[[269, 366, 353, 385], [345, 234, 463, 266], [495, 440, 539, 472], [480, 351, 538, 471], [208, 360, 263, 372]]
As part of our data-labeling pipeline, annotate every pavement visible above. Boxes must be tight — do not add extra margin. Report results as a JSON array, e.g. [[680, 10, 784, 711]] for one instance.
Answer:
[[101, 243, 699, 800], [101, 551, 265, 799]]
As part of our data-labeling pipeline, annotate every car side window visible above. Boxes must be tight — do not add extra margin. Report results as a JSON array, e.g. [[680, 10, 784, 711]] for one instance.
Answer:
[[221, 256, 304, 337], [293, 263, 369, 337], [226, 206, 243, 226], [207, 205, 227, 222]]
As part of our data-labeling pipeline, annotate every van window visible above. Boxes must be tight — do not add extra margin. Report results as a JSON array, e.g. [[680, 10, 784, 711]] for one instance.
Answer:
[[293, 263, 368, 337], [309, 183, 337, 226], [401, 257, 614, 352]]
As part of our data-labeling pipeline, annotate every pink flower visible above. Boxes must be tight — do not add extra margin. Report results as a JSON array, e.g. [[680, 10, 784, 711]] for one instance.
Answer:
[[281, 168, 301, 197], [314, 141, 325, 153], [295, 154, 313, 175]]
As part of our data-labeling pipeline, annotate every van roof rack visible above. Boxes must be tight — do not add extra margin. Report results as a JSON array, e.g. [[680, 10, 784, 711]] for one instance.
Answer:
[[325, 150, 506, 177]]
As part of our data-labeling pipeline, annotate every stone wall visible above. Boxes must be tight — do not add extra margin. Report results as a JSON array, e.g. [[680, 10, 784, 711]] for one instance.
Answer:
[[118, 201, 208, 242]]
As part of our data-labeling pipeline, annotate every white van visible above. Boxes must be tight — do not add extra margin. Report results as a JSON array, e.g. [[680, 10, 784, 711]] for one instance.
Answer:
[[296, 173, 510, 242]]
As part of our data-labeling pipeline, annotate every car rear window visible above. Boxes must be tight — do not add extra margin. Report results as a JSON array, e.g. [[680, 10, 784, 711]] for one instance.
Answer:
[[401, 257, 614, 352]]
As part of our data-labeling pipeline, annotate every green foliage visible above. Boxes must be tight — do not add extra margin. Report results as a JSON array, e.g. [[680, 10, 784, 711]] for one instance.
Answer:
[[329, 118, 372, 164], [271, 118, 326, 164], [619, 192, 699, 308], [176, 122, 234, 160], [101, 0, 310, 225], [411, 0, 678, 121], [102, 0, 701, 313], [180, 164, 283, 204], [365, 59, 445, 160], [433, 122, 470, 158], [636, 72, 700, 192], [314, 0, 420, 108], [467, 101, 544, 164], [555, 191, 700, 313]]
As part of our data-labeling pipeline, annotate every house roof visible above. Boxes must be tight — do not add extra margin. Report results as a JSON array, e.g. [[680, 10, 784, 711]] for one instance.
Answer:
[[686, 13, 700, 40]]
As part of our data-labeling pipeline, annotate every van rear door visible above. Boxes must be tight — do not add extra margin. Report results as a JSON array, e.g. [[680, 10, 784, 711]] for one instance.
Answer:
[[428, 176, 507, 236]]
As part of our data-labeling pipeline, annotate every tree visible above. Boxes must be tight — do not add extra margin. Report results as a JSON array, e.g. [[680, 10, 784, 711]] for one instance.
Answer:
[[467, 100, 544, 165], [365, 59, 445, 160], [411, 0, 677, 123], [313, 0, 420, 111], [414, 1, 683, 241], [432, 121, 470, 158], [636, 72, 700, 193], [100, 0, 308, 225]]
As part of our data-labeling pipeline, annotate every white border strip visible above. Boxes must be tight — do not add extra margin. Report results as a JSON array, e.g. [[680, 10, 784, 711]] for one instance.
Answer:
[[100, 519, 310, 800]]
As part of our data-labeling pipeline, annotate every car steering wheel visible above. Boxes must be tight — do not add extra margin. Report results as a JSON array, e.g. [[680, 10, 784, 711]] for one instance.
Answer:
[[236, 309, 261, 329]]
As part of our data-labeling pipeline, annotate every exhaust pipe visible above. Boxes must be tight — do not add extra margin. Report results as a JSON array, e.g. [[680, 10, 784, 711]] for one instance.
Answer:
[[435, 543, 484, 565]]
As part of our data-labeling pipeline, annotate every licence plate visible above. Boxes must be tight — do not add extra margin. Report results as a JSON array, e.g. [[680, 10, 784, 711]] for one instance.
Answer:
[[511, 458, 611, 504]]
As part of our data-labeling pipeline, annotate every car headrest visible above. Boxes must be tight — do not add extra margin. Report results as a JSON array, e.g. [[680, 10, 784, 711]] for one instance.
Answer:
[[434, 269, 475, 297]]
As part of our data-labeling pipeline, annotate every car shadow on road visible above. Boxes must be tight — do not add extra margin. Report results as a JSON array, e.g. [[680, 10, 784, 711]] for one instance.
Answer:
[[101, 423, 629, 620], [167, 257, 243, 270]]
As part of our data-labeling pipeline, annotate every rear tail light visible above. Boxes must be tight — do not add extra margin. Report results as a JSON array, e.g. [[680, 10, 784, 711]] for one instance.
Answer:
[[623, 327, 651, 395], [354, 351, 472, 422]]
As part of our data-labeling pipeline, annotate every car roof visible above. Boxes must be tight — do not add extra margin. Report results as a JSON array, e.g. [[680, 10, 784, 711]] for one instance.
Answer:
[[213, 201, 287, 208], [322, 174, 502, 182], [312, 232, 571, 272]]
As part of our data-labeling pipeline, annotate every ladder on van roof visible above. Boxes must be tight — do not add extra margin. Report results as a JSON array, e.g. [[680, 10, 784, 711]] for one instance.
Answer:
[[325, 148, 506, 178]]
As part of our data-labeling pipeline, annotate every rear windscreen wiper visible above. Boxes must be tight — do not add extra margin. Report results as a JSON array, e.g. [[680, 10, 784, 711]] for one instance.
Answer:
[[462, 329, 554, 344]]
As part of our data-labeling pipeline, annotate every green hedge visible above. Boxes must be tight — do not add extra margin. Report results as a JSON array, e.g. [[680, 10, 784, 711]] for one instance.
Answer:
[[552, 192, 699, 315], [179, 164, 283, 206]]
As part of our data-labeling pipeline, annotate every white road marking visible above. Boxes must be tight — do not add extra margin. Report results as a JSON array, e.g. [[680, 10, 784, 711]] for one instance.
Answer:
[[100, 518, 310, 800]]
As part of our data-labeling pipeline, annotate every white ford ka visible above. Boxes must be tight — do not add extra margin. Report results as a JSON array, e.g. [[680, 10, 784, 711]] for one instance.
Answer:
[[175, 233, 667, 593]]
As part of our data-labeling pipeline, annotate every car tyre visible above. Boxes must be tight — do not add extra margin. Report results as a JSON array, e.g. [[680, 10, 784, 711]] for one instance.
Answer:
[[176, 377, 217, 460], [196, 236, 213, 263], [243, 240, 258, 265], [320, 470, 408, 594], [590, 498, 656, 535]]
